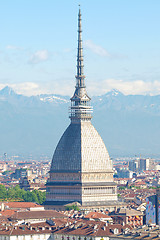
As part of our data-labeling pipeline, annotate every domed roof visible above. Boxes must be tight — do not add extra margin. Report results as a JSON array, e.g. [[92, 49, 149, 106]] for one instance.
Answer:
[[51, 121, 112, 173]]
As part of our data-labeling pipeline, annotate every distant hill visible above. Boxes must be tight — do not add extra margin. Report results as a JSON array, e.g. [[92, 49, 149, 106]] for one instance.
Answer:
[[0, 86, 160, 158]]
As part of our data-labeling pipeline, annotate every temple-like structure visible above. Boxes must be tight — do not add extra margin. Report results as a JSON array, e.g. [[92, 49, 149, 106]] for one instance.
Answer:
[[45, 7, 118, 210]]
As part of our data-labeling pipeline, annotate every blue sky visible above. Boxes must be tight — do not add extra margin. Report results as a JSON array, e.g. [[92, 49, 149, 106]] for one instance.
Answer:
[[0, 0, 160, 96]]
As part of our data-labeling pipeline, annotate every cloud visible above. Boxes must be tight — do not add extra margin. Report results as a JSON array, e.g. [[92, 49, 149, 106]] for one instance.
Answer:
[[84, 40, 110, 57], [1, 79, 160, 97], [88, 79, 160, 96], [14, 82, 40, 95], [29, 50, 49, 64], [63, 48, 72, 53], [0, 82, 44, 96], [0, 81, 73, 96], [6, 45, 22, 50]]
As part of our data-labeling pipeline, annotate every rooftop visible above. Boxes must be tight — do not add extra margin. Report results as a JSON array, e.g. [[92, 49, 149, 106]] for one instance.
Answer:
[[9, 210, 66, 221]]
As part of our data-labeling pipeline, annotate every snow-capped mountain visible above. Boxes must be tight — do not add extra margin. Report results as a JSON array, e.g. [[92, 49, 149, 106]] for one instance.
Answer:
[[0, 86, 16, 96], [39, 94, 69, 103], [0, 86, 160, 157]]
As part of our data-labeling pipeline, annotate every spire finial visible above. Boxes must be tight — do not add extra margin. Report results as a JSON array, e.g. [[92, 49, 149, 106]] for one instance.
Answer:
[[76, 4, 85, 88]]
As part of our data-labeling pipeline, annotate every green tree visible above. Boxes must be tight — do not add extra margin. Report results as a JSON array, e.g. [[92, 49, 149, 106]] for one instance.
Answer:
[[7, 187, 18, 199], [35, 190, 46, 204], [14, 185, 23, 199], [0, 184, 46, 204], [0, 184, 7, 199], [65, 205, 80, 211]]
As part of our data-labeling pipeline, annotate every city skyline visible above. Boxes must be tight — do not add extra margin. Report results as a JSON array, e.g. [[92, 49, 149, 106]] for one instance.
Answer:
[[0, 0, 160, 96]]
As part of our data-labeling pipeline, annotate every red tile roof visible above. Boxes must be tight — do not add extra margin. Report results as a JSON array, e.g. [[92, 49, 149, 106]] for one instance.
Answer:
[[84, 212, 111, 219], [3, 202, 41, 209], [53, 219, 132, 237], [134, 181, 146, 185], [10, 210, 66, 220], [0, 210, 16, 217], [0, 219, 133, 237]]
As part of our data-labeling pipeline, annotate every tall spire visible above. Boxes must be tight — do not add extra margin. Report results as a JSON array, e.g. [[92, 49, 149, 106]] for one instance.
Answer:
[[76, 6, 85, 87], [69, 6, 93, 123]]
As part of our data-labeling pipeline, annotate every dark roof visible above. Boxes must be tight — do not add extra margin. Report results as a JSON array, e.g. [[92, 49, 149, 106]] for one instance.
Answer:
[[0, 219, 132, 237], [9, 210, 66, 220], [53, 219, 132, 237]]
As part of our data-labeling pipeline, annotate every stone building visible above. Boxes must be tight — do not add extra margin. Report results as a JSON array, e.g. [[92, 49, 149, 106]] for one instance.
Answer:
[[110, 208, 143, 228], [45, 7, 118, 210], [110, 225, 160, 240]]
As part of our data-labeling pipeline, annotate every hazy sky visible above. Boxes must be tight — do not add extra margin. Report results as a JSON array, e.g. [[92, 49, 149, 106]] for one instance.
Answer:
[[0, 0, 160, 96]]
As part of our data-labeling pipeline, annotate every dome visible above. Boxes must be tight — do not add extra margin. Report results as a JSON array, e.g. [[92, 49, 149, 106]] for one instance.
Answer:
[[51, 121, 112, 173]]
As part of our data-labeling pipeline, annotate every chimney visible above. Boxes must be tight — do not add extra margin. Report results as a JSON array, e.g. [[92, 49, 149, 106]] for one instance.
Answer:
[[94, 225, 98, 229], [1, 203, 4, 211]]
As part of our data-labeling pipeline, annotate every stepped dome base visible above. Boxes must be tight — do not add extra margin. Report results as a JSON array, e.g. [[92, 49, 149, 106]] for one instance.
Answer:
[[44, 200, 125, 211]]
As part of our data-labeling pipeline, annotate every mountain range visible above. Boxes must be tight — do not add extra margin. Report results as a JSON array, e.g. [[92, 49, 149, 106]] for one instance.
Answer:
[[0, 86, 160, 158]]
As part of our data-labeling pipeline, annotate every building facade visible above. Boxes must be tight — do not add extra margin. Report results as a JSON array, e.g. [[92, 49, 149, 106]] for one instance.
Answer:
[[45, 8, 118, 210], [146, 188, 160, 225], [129, 160, 138, 172]]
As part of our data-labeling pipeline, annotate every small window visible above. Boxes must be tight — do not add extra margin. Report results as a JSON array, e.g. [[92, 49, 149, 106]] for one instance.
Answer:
[[114, 228, 119, 234]]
